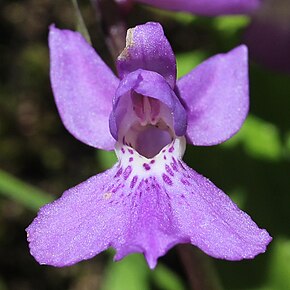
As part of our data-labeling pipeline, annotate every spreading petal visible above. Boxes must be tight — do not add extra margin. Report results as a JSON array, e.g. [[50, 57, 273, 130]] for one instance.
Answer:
[[26, 143, 184, 269], [27, 138, 271, 269], [117, 22, 176, 88], [177, 45, 249, 146], [49, 25, 119, 150], [110, 69, 187, 140], [168, 159, 271, 260], [135, 0, 260, 16], [27, 168, 123, 267]]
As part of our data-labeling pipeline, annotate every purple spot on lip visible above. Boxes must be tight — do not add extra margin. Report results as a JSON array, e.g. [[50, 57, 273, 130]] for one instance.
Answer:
[[165, 164, 174, 176], [171, 162, 179, 172], [129, 157, 133, 162], [163, 155, 167, 160], [123, 166, 132, 180], [128, 148, 134, 155], [181, 178, 190, 185], [112, 183, 122, 193], [168, 146, 174, 153], [121, 147, 125, 154], [162, 173, 172, 185], [114, 167, 123, 178], [150, 160, 155, 164], [130, 175, 138, 189], [143, 163, 151, 171]]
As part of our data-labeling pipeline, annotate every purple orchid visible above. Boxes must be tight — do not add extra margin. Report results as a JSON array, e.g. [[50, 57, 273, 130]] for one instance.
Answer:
[[26, 22, 271, 269], [119, 0, 261, 16]]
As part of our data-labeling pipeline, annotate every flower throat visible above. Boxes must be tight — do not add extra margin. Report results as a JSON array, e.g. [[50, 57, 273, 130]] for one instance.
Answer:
[[122, 93, 174, 158]]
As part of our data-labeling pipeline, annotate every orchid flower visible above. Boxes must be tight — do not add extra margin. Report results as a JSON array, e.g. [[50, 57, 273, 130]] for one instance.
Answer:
[[118, 0, 261, 16], [26, 22, 271, 269]]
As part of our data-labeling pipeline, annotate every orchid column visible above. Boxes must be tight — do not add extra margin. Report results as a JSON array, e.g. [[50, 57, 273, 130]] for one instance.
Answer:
[[27, 22, 271, 269]]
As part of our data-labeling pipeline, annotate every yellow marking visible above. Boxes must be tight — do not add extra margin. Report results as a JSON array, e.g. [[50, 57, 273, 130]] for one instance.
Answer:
[[118, 28, 134, 60], [103, 192, 113, 199]]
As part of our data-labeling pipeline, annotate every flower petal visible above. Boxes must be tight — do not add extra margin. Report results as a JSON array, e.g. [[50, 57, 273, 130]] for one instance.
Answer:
[[177, 45, 249, 146], [109, 69, 187, 140], [117, 22, 176, 88], [49, 25, 119, 150], [135, 0, 260, 16], [26, 163, 182, 269], [168, 159, 272, 260], [27, 138, 271, 268], [26, 167, 124, 267]]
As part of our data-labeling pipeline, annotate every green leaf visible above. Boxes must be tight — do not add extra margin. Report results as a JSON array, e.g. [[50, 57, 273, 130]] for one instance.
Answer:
[[284, 131, 290, 160], [213, 16, 250, 34], [0, 169, 53, 211], [101, 254, 150, 290], [223, 115, 283, 161], [97, 150, 117, 170], [267, 238, 290, 290], [151, 263, 186, 290], [176, 50, 208, 78]]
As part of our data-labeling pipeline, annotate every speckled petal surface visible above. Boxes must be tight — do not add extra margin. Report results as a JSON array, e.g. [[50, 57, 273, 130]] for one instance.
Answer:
[[135, 0, 260, 16], [169, 159, 271, 260], [110, 69, 187, 140], [177, 45, 249, 146], [49, 25, 119, 150], [27, 166, 131, 267], [27, 138, 271, 268], [26, 142, 184, 269], [117, 22, 176, 88]]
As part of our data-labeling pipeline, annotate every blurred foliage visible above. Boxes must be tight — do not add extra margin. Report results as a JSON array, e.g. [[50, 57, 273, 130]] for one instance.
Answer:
[[101, 252, 186, 290], [101, 254, 151, 290], [0, 0, 290, 290], [223, 115, 284, 162], [0, 169, 53, 211]]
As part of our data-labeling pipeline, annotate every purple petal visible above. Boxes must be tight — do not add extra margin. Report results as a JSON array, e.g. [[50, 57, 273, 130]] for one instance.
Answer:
[[26, 164, 181, 269], [49, 25, 119, 150], [117, 22, 176, 88], [169, 159, 272, 260], [135, 0, 260, 16], [26, 167, 124, 267], [109, 69, 187, 140], [177, 45, 249, 146], [27, 138, 271, 268]]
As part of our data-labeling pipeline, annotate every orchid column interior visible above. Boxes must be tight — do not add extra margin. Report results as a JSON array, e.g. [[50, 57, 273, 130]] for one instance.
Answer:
[[26, 22, 271, 269]]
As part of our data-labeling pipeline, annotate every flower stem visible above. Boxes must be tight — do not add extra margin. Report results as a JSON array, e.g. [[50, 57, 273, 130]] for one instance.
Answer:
[[0, 169, 54, 211], [91, 0, 128, 60], [177, 244, 223, 290]]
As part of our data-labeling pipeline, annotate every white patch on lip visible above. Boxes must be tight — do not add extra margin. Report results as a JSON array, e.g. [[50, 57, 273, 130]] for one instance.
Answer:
[[117, 28, 134, 60], [114, 136, 186, 179]]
